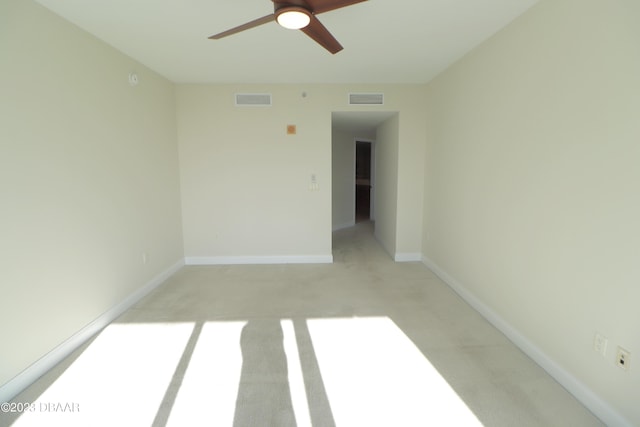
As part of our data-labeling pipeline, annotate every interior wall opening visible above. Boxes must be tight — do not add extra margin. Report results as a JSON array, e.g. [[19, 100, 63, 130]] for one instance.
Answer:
[[331, 111, 398, 259], [355, 141, 373, 223]]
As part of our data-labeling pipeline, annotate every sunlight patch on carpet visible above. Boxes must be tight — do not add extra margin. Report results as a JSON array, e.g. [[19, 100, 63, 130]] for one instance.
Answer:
[[12, 322, 193, 427], [166, 321, 245, 427], [307, 316, 483, 426], [281, 319, 312, 427]]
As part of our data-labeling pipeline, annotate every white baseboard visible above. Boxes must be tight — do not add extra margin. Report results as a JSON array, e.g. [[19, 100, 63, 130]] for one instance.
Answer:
[[421, 255, 632, 427], [185, 255, 334, 265], [0, 259, 184, 404], [394, 252, 422, 262]]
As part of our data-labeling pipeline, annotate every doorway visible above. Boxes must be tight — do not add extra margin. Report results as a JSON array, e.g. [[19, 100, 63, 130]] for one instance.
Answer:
[[355, 141, 373, 222], [331, 111, 395, 234]]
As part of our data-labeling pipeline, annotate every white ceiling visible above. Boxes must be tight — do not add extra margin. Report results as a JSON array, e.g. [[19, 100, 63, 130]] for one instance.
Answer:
[[332, 111, 397, 134], [34, 0, 538, 84]]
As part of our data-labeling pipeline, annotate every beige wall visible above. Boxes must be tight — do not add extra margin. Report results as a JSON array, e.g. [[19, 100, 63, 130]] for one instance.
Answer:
[[332, 129, 356, 230], [0, 0, 183, 389], [177, 85, 333, 262], [374, 115, 400, 257], [396, 96, 427, 259], [177, 85, 426, 263], [422, 0, 639, 424]]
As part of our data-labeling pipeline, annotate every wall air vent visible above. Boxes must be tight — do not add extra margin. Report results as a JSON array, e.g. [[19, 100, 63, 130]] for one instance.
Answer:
[[235, 93, 272, 106], [349, 93, 384, 105]]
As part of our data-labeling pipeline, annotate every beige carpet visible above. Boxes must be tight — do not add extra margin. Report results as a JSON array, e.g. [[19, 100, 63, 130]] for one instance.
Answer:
[[3, 222, 603, 427]]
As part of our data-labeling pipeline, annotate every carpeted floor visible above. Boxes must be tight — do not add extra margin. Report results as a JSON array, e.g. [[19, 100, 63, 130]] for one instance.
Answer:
[[3, 222, 604, 427]]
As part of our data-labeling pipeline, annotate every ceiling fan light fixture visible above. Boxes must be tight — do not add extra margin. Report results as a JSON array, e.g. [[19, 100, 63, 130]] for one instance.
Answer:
[[276, 7, 311, 30]]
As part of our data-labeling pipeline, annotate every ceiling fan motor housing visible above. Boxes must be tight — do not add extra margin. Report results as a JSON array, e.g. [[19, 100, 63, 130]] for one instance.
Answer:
[[275, 6, 312, 29]]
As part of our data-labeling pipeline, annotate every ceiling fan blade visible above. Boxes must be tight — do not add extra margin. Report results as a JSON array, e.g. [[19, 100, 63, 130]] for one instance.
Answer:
[[273, 0, 311, 8], [301, 15, 343, 54], [302, 0, 367, 14], [208, 14, 274, 39]]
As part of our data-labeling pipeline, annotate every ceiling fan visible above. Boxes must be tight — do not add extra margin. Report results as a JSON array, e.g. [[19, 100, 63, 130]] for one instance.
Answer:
[[209, 0, 367, 54]]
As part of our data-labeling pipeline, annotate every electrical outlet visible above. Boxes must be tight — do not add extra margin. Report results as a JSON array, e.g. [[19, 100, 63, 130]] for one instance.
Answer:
[[593, 333, 608, 357], [616, 346, 630, 371]]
